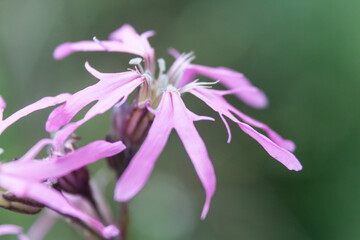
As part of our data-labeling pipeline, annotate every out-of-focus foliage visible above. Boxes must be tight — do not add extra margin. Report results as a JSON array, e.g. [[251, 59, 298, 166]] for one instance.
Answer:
[[0, 0, 359, 239]]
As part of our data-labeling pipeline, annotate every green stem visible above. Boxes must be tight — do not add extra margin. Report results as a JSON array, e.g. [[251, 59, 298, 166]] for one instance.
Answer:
[[119, 202, 129, 240]]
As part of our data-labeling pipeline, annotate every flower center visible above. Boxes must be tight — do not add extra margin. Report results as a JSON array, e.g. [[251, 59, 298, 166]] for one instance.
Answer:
[[130, 52, 195, 107]]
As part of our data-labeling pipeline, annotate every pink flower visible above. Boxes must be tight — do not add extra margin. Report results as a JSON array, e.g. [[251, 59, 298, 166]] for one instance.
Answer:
[[48, 24, 302, 219], [115, 89, 216, 219], [0, 139, 124, 238], [0, 95, 126, 238]]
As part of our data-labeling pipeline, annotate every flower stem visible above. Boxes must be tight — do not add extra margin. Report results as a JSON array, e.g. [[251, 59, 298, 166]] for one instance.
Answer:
[[119, 202, 129, 240], [107, 102, 154, 240]]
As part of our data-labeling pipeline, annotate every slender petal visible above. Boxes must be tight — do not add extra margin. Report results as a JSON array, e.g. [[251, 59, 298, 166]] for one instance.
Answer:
[[0, 224, 29, 240], [0, 138, 124, 238], [46, 68, 143, 132], [2, 140, 126, 181], [115, 91, 216, 219], [171, 92, 216, 219], [84, 61, 132, 81], [190, 87, 295, 151], [189, 87, 302, 171], [114, 92, 173, 202], [168, 48, 268, 108], [108, 24, 154, 54], [54, 24, 154, 62], [237, 122, 302, 171], [229, 105, 296, 152], [0, 175, 119, 239], [50, 77, 144, 149], [109, 24, 155, 72], [53, 40, 144, 60], [0, 93, 70, 135], [182, 64, 268, 108]]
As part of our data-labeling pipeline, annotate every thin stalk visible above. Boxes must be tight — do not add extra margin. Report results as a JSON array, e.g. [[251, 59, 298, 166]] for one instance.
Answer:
[[119, 202, 129, 240]]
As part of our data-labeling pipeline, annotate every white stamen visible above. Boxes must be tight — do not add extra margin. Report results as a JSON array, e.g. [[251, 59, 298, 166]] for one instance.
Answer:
[[180, 80, 219, 93], [129, 57, 143, 65], [93, 36, 109, 51], [167, 52, 195, 87], [153, 58, 169, 89], [129, 57, 144, 73], [157, 58, 166, 74]]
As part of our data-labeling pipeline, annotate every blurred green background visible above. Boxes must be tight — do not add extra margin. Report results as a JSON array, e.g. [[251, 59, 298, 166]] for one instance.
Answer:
[[0, 0, 359, 239]]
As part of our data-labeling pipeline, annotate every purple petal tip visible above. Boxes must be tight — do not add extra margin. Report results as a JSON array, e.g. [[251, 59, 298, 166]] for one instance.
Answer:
[[114, 190, 131, 203], [102, 225, 120, 239], [53, 43, 72, 60], [292, 162, 303, 171], [239, 89, 269, 109], [200, 200, 210, 220], [283, 140, 296, 152], [0, 96, 6, 110]]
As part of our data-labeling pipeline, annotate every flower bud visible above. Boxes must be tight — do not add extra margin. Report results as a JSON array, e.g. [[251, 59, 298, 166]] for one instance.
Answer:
[[124, 105, 154, 145], [57, 167, 91, 197], [106, 134, 137, 177], [107, 101, 153, 176], [0, 189, 43, 215]]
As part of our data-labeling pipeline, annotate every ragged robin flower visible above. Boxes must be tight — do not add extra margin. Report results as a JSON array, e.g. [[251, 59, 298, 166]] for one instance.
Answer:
[[0, 96, 124, 238], [43, 24, 301, 219]]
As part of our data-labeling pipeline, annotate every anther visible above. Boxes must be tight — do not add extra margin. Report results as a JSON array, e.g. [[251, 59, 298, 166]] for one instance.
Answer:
[[129, 58, 143, 65], [129, 57, 144, 73], [157, 58, 166, 75]]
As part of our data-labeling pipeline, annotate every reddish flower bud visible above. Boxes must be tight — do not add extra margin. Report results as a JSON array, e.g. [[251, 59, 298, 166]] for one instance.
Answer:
[[57, 167, 91, 197]]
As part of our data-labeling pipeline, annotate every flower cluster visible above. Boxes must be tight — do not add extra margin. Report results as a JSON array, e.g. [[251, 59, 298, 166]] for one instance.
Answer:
[[0, 24, 301, 239], [0, 96, 123, 238]]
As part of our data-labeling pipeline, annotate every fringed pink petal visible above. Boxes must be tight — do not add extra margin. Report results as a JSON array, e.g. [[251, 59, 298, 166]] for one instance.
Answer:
[[177, 63, 268, 108], [0, 175, 119, 239], [51, 76, 143, 149], [237, 122, 302, 171], [114, 93, 173, 201], [189, 87, 301, 170], [171, 93, 216, 219], [0, 93, 70, 135], [190, 87, 295, 150], [46, 70, 142, 132], [108, 24, 154, 55], [115, 91, 216, 219], [85, 61, 134, 81], [109, 24, 145, 42], [3, 140, 126, 181], [53, 40, 143, 60], [230, 106, 296, 152], [54, 24, 154, 63]]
